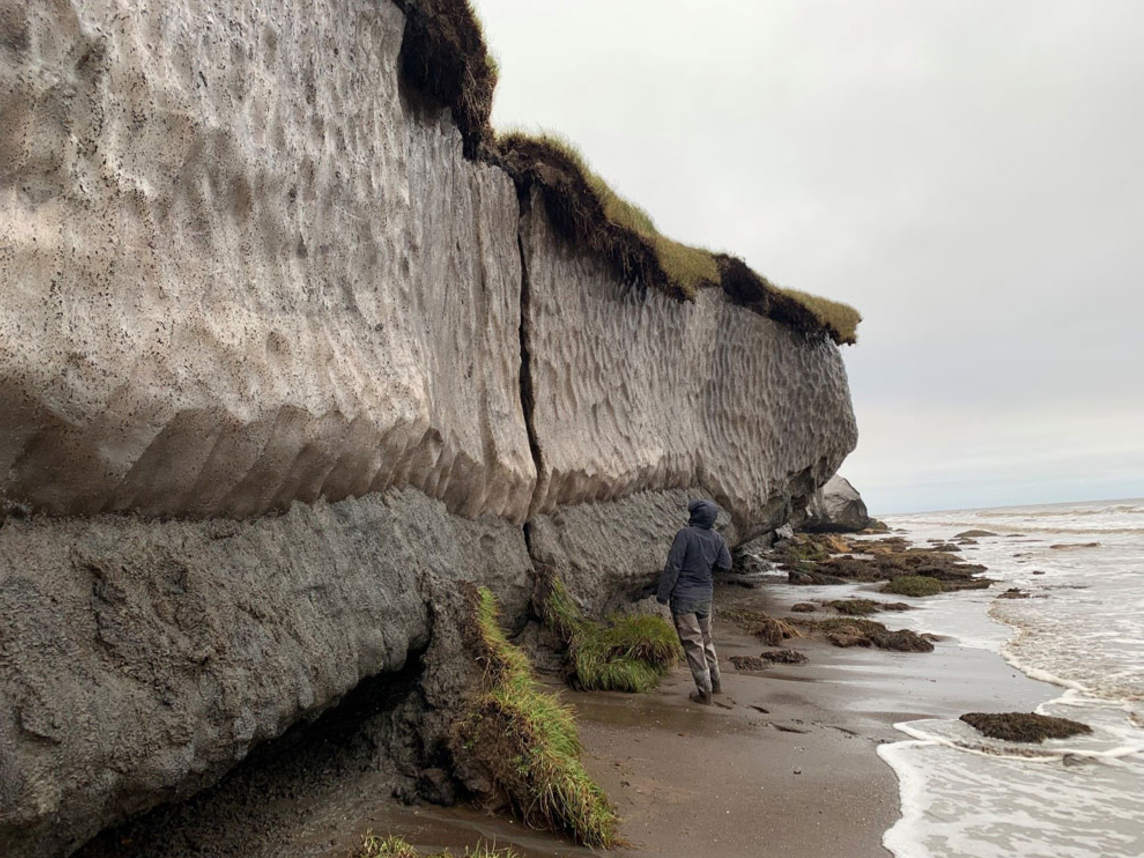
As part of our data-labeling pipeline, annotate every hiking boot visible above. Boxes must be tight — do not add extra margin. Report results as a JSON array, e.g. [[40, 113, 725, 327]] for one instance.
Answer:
[[689, 689, 713, 706]]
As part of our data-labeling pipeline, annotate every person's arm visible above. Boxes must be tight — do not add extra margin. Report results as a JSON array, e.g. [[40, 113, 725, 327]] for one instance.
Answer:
[[715, 537, 732, 574], [657, 531, 688, 605]]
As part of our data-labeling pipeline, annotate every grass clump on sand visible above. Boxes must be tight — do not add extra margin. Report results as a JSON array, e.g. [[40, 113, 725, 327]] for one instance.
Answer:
[[455, 588, 618, 848], [883, 575, 943, 597], [960, 712, 1092, 743], [355, 832, 520, 858], [541, 576, 680, 693]]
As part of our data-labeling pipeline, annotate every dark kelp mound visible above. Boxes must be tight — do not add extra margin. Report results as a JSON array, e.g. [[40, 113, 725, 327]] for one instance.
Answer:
[[796, 618, 935, 653], [776, 533, 993, 593], [960, 712, 1092, 743], [759, 647, 809, 665], [828, 598, 883, 615], [723, 608, 805, 646], [883, 576, 943, 597]]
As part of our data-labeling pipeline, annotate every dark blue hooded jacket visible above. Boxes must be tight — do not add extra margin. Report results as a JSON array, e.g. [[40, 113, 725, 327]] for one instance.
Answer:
[[656, 499, 732, 613]]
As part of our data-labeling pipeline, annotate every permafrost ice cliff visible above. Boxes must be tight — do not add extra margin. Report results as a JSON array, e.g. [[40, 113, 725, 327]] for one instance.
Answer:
[[0, 1, 857, 855]]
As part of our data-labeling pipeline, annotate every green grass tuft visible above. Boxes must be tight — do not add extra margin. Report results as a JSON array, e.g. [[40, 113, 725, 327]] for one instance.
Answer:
[[354, 832, 521, 858], [570, 614, 681, 693], [541, 577, 681, 693], [883, 575, 943, 597], [457, 589, 618, 848], [354, 833, 421, 858]]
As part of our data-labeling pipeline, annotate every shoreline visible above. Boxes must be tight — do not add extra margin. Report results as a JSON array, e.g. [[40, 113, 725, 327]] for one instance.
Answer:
[[75, 554, 1062, 858], [570, 582, 1054, 858], [325, 579, 1054, 858]]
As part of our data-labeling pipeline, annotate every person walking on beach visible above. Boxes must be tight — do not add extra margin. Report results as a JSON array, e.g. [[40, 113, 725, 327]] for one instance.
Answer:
[[657, 499, 732, 705]]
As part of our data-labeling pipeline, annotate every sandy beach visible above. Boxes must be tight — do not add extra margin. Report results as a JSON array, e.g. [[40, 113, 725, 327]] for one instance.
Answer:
[[77, 576, 1055, 858]]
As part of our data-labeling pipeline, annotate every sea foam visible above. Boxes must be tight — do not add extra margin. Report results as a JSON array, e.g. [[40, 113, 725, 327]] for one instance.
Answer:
[[876, 499, 1144, 858]]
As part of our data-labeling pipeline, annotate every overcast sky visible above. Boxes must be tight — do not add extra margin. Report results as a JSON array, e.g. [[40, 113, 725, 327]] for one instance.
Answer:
[[472, 0, 1144, 514]]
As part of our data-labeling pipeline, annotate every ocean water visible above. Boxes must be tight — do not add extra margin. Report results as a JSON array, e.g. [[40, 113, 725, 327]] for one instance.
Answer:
[[874, 499, 1144, 858]]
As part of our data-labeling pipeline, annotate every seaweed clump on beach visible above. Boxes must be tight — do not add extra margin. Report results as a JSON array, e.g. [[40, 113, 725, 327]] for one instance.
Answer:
[[355, 833, 519, 858], [828, 598, 883, 615], [540, 576, 679, 693], [730, 655, 770, 672], [883, 575, 943, 598], [960, 712, 1092, 743], [776, 533, 994, 592], [796, 618, 934, 653], [722, 608, 805, 646], [454, 588, 618, 847]]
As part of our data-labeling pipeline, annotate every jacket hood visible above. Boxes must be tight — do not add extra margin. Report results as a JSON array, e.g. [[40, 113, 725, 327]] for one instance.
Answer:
[[687, 499, 719, 529]]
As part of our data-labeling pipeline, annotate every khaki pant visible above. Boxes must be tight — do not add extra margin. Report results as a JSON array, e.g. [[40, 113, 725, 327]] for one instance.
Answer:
[[673, 611, 720, 694]]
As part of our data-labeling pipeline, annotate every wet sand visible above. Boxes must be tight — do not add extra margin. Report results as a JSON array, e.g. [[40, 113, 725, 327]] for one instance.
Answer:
[[309, 582, 1051, 858], [79, 582, 1054, 858], [567, 583, 1052, 858]]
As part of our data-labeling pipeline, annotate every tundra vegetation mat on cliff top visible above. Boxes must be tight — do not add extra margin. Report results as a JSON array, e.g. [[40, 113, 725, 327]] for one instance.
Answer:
[[398, 0, 861, 344], [540, 576, 680, 693], [455, 589, 618, 847]]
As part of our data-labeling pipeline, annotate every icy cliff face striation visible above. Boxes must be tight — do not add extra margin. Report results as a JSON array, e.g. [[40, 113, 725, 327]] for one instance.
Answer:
[[520, 193, 857, 532], [0, 489, 532, 858], [0, 0, 533, 523], [0, 1, 858, 855]]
